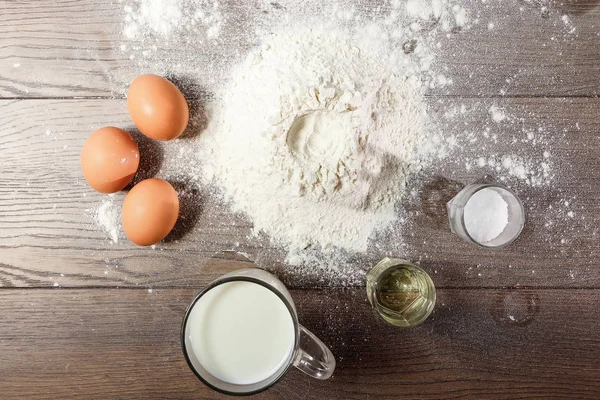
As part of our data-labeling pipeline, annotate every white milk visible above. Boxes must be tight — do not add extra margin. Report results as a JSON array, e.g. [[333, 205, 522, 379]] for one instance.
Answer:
[[186, 280, 296, 385]]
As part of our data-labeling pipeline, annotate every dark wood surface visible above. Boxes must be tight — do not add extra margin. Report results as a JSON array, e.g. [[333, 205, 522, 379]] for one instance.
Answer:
[[2, 288, 600, 399], [0, 0, 599, 399]]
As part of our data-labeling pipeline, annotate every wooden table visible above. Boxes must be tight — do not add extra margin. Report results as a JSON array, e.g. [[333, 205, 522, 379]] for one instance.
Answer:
[[1, 1, 599, 398]]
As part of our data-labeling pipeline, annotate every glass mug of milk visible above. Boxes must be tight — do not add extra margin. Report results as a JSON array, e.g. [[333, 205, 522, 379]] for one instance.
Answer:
[[181, 268, 336, 395]]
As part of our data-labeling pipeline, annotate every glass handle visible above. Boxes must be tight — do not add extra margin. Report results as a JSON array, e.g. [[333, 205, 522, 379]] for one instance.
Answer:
[[292, 325, 336, 380]]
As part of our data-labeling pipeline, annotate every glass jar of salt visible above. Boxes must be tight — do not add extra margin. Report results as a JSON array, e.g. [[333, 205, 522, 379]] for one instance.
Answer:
[[447, 184, 525, 248]]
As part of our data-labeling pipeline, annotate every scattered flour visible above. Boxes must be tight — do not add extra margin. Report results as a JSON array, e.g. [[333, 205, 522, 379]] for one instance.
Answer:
[[95, 198, 121, 243], [118, 0, 467, 91], [477, 153, 553, 186], [123, 0, 223, 41], [489, 105, 507, 123]]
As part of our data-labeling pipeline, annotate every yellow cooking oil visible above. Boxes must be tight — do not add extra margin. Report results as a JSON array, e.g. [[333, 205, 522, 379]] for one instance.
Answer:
[[366, 258, 436, 327]]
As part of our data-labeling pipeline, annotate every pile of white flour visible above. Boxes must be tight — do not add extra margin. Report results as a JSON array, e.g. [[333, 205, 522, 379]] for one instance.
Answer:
[[198, 25, 431, 264]]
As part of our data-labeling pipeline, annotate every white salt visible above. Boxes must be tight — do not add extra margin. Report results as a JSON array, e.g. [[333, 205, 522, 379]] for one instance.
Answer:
[[464, 188, 509, 243]]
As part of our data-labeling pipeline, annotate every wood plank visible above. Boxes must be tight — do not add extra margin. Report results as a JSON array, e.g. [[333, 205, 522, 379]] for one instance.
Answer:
[[0, 98, 598, 288], [436, 0, 600, 97], [0, 287, 599, 399], [0, 0, 598, 98]]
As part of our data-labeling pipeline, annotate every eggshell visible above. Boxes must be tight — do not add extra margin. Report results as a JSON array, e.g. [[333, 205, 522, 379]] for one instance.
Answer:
[[122, 178, 179, 246], [80, 127, 140, 193], [127, 74, 189, 141]]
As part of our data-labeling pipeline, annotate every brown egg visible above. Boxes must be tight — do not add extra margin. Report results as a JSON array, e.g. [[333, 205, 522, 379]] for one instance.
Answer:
[[80, 127, 140, 193], [127, 74, 189, 141], [122, 178, 179, 246]]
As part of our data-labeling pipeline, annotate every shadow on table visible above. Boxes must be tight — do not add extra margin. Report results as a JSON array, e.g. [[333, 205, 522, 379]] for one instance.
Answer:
[[415, 176, 464, 230], [124, 127, 164, 188], [166, 75, 210, 140], [415, 173, 518, 231], [164, 180, 204, 242]]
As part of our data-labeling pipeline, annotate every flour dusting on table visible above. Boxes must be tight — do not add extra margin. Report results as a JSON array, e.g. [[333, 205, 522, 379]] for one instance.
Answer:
[[94, 197, 121, 244], [91, 0, 591, 285], [123, 0, 223, 41]]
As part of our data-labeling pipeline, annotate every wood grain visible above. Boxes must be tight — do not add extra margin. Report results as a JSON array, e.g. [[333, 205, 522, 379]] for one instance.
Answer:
[[0, 98, 598, 289], [0, 0, 598, 98], [0, 287, 599, 399], [0, 1, 599, 398]]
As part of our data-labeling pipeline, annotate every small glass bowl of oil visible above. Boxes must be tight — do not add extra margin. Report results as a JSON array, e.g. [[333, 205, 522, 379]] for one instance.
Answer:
[[366, 258, 436, 328]]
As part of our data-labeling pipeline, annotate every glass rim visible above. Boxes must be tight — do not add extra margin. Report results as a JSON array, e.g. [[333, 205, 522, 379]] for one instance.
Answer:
[[459, 184, 525, 249], [180, 276, 299, 396]]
